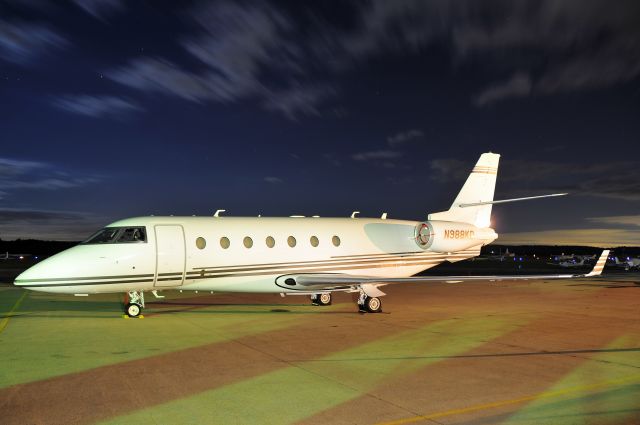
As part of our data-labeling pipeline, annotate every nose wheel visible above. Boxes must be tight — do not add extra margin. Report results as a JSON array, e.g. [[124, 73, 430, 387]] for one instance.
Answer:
[[124, 291, 145, 318], [126, 302, 142, 318]]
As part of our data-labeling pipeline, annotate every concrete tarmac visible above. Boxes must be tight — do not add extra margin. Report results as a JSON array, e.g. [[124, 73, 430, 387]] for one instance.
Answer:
[[0, 275, 639, 425]]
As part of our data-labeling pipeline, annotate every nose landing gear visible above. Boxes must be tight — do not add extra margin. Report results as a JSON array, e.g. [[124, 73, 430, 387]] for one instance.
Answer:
[[124, 290, 145, 318]]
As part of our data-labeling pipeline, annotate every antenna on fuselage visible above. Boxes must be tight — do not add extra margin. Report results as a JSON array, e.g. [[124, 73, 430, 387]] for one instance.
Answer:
[[351, 211, 360, 218], [213, 209, 226, 217]]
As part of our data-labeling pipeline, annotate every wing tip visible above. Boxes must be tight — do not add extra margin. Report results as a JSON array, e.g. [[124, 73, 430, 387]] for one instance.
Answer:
[[585, 250, 609, 277]]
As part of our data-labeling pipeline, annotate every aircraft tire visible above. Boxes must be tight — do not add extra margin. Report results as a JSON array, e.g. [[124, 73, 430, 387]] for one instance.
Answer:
[[126, 302, 142, 318], [317, 293, 332, 306], [364, 296, 382, 313]]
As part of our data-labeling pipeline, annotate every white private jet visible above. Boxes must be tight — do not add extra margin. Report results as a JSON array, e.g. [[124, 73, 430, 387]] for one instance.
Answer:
[[14, 153, 608, 317]]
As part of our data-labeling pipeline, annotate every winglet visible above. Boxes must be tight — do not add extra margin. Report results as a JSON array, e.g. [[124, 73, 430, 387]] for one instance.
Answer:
[[585, 250, 609, 277]]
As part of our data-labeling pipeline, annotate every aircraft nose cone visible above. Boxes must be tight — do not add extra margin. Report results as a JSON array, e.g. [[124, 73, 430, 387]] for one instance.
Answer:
[[14, 264, 42, 287]]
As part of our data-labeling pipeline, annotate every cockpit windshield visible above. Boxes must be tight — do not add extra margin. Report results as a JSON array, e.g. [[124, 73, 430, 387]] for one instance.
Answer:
[[83, 227, 147, 244]]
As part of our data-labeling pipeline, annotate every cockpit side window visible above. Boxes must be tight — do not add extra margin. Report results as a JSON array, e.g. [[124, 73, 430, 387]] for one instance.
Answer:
[[83, 227, 147, 244], [117, 227, 147, 243]]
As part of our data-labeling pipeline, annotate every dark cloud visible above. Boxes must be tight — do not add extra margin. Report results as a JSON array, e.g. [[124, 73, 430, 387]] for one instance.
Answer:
[[0, 18, 66, 64], [72, 0, 124, 20], [499, 228, 640, 247], [263, 176, 283, 184], [0, 157, 101, 200], [0, 157, 45, 177], [109, 58, 214, 102], [587, 215, 640, 228], [103, 1, 640, 115], [311, 0, 640, 105], [474, 73, 532, 106], [109, 1, 331, 119], [429, 158, 469, 183], [0, 208, 81, 222], [52, 95, 142, 118], [352, 150, 403, 162], [184, 1, 298, 88], [387, 129, 424, 147], [262, 83, 336, 120], [430, 157, 640, 201], [449, 0, 640, 103], [0, 208, 104, 241]]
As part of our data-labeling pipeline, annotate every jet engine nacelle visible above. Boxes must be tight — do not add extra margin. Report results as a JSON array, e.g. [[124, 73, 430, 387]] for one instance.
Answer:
[[414, 221, 497, 253]]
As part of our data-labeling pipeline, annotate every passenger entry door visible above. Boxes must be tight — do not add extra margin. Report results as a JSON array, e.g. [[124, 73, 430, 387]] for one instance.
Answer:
[[155, 225, 185, 287]]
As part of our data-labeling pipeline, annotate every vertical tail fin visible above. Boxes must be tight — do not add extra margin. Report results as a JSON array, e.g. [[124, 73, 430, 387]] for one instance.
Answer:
[[428, 152, 500, 227]]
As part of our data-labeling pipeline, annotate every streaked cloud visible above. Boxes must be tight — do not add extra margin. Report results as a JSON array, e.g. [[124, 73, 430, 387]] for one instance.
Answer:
[[474, 73, 532, 106], [0, 18, 66, 64], [262, 83, 336, 120], [52, 95, 142, 118], [352, 150, 403, 162], [264, 176, 283, 184], [0, 157, 101, 199], [72, 0, 124, 20], [387, 129, 424, 147], [499, 228, 640, 247], [429, 158, 469, 183], [587, 215, 640, 227], [430, 157, 640, 201], [0, 208, 105, 241], [313, 0, 640, 106], [109, 58, 214, 102], [0, 157, 46, 177], [109, 1, 331, 120]]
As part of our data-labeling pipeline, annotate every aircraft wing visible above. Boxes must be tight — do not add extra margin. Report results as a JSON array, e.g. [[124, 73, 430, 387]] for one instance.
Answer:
[[278, 250, 609, 296]]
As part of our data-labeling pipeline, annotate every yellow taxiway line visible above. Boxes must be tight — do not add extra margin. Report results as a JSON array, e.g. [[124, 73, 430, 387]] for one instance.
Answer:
[[376, 374, 640, 425], [0, 291, 28, 334]]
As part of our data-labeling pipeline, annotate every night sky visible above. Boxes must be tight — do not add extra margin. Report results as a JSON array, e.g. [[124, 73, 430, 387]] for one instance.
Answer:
[[1, 0, 639, 246]]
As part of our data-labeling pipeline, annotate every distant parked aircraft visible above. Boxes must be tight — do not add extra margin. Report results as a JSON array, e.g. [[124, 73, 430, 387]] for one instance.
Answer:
[[477, 248, 515, 261], [610, 256, 640, 270], [1, 252, 31, 260]]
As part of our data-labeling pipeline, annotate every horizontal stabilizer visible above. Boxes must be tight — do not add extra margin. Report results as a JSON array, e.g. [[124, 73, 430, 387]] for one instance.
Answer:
[[459, 193, 567, 208]]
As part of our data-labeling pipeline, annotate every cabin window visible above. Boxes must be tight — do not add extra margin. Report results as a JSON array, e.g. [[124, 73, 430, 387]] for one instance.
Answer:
[[83, 227, 146, 244], [266, 236, 275, 248], [243, 236, 253, 248], [310, 236, 319, 247], [332, 235, 341, 247], [196, 237, 206, 250], [220, 237, 230, 249], [287, 236, 297, 247]]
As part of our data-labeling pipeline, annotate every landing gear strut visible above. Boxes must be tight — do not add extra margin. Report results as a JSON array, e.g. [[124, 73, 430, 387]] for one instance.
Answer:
[[357, 292, 382, 313], [311, 293, 332, 306], [125, 290, 145, 318]]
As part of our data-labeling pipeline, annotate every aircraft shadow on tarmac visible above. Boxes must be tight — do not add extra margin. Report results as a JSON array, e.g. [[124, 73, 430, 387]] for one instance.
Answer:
[[2, 298, 363, 319], [294, 347, 640, 363], [566, 283, 640, 288]]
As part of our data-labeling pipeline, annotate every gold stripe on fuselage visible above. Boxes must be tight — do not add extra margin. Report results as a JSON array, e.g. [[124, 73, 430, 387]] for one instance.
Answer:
[[16, 250, 480, 287]]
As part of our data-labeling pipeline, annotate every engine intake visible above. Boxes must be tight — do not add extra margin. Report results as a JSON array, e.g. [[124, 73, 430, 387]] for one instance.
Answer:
[[415, 221, 496, 252]]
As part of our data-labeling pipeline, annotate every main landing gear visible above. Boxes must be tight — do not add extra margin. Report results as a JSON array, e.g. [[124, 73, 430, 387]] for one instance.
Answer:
[[311, 293, 332, 306], [357, 292, 382, 313], [125, 290, 145, 318]]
